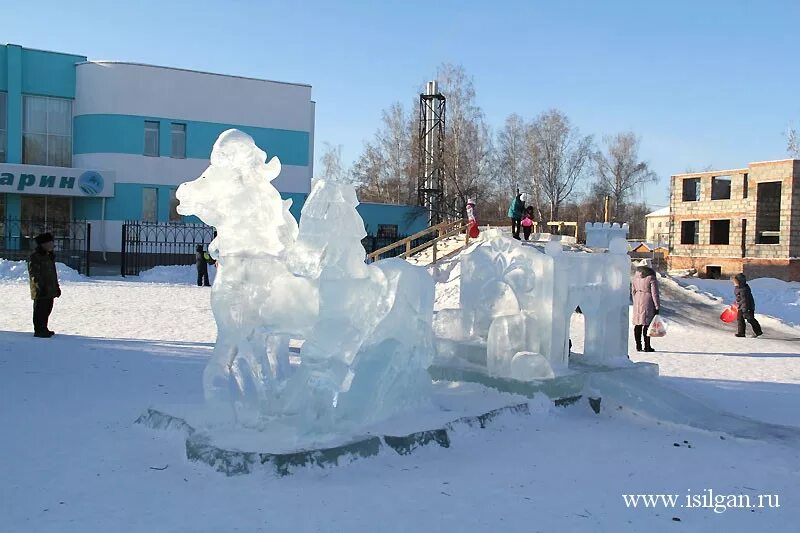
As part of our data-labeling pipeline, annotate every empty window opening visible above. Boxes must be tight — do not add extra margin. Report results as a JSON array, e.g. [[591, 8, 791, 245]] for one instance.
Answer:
[[743, 173, 749, 199], [682, 178, 701, 202], [709, 219, 730, 245], [706, 266, 722, 279], [681, 221, 699, 245], [756, 182, 781, 244], [711, 176, 732, 200]]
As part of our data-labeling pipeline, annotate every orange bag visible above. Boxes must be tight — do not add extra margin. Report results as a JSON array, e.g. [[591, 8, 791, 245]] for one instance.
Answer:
[[720, 304, 738, 323]]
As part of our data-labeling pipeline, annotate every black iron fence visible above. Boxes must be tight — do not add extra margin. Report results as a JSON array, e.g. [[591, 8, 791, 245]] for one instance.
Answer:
[[120, 220, 432, 276], [0, 218, 91, 275], [121, 221, 215, 276]]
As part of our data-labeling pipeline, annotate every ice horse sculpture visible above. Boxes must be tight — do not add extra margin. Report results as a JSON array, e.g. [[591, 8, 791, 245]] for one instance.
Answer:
[[176, 130, 434, 437], [435, 230, 630, 380]]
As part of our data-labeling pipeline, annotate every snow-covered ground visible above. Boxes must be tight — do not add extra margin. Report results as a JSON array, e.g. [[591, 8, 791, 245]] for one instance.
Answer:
[[673, 275, 800, 327], [1, 260, 800, 532]]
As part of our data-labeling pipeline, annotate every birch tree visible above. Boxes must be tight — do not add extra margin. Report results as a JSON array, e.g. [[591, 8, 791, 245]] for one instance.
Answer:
[[529, 109, 593, 221], [593, 132, 657, 221]]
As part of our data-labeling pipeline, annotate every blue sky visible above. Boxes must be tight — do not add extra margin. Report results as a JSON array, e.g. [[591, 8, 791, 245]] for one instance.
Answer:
[[4, 0, 799, 207]]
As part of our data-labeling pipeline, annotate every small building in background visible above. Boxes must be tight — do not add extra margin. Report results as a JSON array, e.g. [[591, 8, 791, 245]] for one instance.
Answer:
[[644, 207, 670, 245], [668, 159, 800, 280]]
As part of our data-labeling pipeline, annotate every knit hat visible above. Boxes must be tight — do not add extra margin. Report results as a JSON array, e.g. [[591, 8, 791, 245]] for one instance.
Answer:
[[467, 198, 475, 206], [34, 233, 54, 245]]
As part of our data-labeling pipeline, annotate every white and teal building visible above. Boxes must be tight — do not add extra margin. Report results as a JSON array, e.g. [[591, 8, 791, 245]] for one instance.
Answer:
[[0, 44, 425, 263]]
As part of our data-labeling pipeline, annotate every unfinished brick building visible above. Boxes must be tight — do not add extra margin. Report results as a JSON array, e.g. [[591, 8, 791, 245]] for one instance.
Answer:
[[669, 159, 800, 281]]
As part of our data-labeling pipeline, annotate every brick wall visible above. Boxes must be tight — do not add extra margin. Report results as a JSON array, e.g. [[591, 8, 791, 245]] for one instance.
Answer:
[[668, 256, 800, 281], [669, 160, 799, 276]]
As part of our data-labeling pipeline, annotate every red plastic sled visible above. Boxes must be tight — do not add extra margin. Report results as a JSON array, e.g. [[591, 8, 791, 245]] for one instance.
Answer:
[[468, 222, 480, 239], [720, 304, 739, 323]]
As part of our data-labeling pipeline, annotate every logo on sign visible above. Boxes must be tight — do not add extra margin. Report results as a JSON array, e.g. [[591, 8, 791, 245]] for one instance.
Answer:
[[79, 171, 104, 196]]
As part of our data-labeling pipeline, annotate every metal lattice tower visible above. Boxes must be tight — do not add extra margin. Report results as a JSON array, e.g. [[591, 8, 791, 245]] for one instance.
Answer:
[[417, 81, 446, 226]]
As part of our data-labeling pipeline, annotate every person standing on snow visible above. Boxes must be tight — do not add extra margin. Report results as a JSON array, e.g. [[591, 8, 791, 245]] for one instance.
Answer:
[[732, 273, 762, 338], [521, 205, 534, 241], [507, 191, 525, 240], [196, 244, 214, 287], [28, 233, 61, 338], [631, 264, 660, 352]]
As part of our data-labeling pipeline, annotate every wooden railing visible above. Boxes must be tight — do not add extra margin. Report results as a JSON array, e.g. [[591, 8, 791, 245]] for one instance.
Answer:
[[366, 219, 471, 263]]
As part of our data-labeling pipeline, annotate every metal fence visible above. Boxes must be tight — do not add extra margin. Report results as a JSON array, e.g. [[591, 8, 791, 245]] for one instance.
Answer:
[[0, 218, 91, 275], [121, 221, 215, 276], [120, 221, 433, 276]]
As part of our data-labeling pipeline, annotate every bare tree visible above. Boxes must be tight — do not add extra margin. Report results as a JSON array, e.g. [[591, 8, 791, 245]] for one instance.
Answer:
[[436, 63, 495, 217], [318, 142, 358, 186], [529, 109, 593, 221], [353, 103, 416, 203], [353, 103, 415, 203], [788, 125, 800, 158], [496, 114, 527, 195], [593, 132, 657, 221]]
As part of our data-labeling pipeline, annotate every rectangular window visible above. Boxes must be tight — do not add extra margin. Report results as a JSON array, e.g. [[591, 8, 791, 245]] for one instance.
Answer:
[[168, 188, 181, 222], [681, 221, 699, 245], [0, 92, 7, 163], [756, 182, 781, 244], [170, 123, 186, 159], [709, 219, 730, 245], [144, 121, 160, 157], [711, 176, 731, 200], [682, 178, 701, 202], [22, 95, 73, 167], [377, 224, 399, 239], [142, 187, 158, 222], [743, 173, 749, 199]]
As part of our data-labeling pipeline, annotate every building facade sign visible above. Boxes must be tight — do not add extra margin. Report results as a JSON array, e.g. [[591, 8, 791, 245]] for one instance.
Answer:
[[0, 163, 115, 198]]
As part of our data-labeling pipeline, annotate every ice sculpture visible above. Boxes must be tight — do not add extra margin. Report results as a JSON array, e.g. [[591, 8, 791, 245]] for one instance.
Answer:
[[176, 129, 434, 437], [434, 230, 630, 381], [585, 222, 629, 249]]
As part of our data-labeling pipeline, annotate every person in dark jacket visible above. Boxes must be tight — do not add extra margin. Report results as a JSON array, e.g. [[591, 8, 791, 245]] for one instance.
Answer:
[[733, 273, 762, 338], [631, 265, 660, 352], [507, 192, 526, 240], [27, 233, 61, 338], [196, 244, 214, 287]]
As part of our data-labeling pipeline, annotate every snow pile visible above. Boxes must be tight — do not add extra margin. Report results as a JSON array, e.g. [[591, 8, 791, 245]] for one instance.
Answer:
[[138, 264, 217, 285], [674, 276, 800, 326], [0, 258, 84, 283], [175, 129, 434, 438]]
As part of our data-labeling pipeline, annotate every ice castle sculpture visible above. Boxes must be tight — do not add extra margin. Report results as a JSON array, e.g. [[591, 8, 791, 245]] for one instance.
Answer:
[[434, 230, 630, 380], [585, 222, 629, 249], [176, 130, 434, 436]]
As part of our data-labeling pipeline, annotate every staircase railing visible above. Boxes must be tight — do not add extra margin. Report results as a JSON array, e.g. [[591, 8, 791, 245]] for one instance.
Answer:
[[366, 219, 470, 263]]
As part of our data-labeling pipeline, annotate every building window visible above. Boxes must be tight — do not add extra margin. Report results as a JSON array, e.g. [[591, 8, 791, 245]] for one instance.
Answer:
[[22, 95, 73, 167], [709, 219, 730, 245], [743, 173, 749, 199], [168, 188, 182, 222], [144, 121, 160, 157], [681, 221, 699, 245], [377, 224, 399, 239], [0, 92, 7, 163], [711, 176, 731, 200], [171, 123, 186, 159], [142, 187, 158, 222], [682, 178, 701, 202], [756, 182, 781, 244]]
